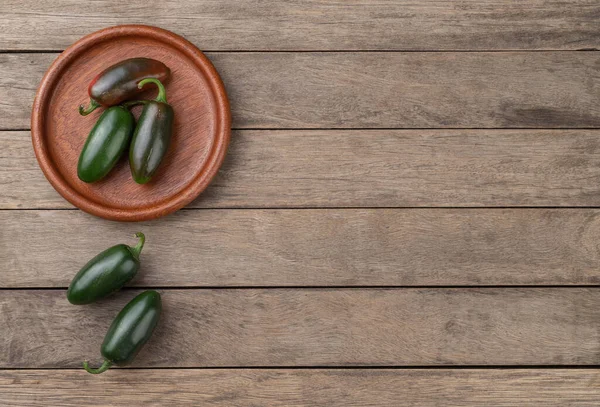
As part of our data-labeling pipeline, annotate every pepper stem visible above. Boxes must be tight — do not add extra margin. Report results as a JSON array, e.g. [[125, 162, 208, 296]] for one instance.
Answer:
[[121, 100, 150, 109], [138, 78, 167, 103], [83, 359, 112, 374], [130, 232, 146, 259], [78, 99, 100, 116]]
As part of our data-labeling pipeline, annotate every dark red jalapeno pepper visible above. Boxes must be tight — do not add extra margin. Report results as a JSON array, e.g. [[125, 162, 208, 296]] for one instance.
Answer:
[[79, 58, 170, 116], [127, 78, 175, 184]]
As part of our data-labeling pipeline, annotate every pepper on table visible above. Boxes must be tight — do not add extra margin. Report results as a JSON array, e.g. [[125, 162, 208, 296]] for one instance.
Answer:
[[67, 233, 145, 305], [79, 58, 170, 116], [83, 290, 162, 374]]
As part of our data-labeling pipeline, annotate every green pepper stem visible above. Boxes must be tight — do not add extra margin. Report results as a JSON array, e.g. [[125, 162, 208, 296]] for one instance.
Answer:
[[83, 359, 112, 374], [130, 232, 146, 259], [121, 100, 150, 109], [78, 99, 101, 116], [138, 78, 167, 103]]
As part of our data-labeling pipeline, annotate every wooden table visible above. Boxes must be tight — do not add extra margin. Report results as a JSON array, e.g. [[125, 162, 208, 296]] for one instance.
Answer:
[[1, 1, 600, 405]]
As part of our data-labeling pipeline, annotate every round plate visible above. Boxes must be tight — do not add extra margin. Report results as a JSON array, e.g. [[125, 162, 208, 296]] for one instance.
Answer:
[[31, 25, 230, 221]]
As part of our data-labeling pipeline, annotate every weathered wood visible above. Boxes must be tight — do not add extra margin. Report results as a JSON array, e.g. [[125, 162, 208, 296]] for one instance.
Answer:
[[0, 131, 64, 207], [4, 209, 600, 288], [1, 1, 598, 51], [2, 369, 600, 407], [1, 289, 599, 367], [4, 129, 600, 209], [0, 54, 48, 129], [3, 3, 599, 404], [3, 52, 600, 130]]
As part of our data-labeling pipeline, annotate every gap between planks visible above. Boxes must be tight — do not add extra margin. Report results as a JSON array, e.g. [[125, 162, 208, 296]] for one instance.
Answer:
[[2, 366, 600, 370], [1, 49, 599, 54], [3, 286, 600, 291], [6, 129, 600, 209]]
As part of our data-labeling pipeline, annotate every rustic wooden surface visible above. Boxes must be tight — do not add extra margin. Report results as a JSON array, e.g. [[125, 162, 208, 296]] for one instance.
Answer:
[[3, 52, 600, 130], [4, 209, 600, 287], [2, 289, 600, 367], [2, 369, 600, 407], [2, 1, 600, 405]]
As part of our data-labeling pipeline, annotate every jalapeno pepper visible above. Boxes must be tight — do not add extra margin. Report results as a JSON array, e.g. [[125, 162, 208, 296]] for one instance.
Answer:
[[79, 58, 170, 116], [67, 233, 145, 305], [77, 106, 135, 183], [83, 290, 162, 374], [128, 78, 175, 184]]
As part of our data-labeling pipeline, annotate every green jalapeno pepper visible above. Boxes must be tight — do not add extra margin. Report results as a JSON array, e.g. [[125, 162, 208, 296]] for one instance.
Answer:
[[128, 78, 175, 184], [67, 233, 145, 305], [77, 106, 135, 183], [79, 58, 170, 116], [83, 290, 162, 374]]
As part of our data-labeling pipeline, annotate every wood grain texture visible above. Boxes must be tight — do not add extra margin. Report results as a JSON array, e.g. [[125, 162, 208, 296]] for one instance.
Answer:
[[0, 54, 46, 129], [5, 129, 600, 209], [2, 289, 599, 368], [4, 209, 600, 288], [1, 0, 599, 51], [2, 369, 600, 407], [4, 52, 600, 130], [3, 2, 600, 403]]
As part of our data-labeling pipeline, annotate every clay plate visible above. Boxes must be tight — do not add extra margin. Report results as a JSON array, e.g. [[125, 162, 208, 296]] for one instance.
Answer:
[[31, 25, 230, 221]]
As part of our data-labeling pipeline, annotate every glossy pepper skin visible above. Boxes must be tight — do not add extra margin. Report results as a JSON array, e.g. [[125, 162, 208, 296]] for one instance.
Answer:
[[77, 106, 135, 183], [128, 78, 174, 184], [67, 233, 145, 305], [79, 58, 170, 116], [83, 290, 162, 374]]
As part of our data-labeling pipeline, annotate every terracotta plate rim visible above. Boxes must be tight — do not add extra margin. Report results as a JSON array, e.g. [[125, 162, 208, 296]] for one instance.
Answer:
[[31, 24, 231, 222]]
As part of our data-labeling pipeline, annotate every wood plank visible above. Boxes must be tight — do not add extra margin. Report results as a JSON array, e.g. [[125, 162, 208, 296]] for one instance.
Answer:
[[4, 129, 600, 209], [2, 369, 600, 407], [1, 289, 598, 367], [0, 54, 51, 130], [3, 52, 600, 130], [4, 209, 600, 288], [1, 1, 598, 51]]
